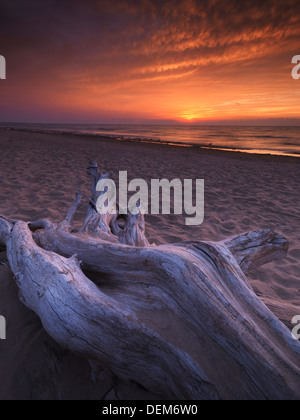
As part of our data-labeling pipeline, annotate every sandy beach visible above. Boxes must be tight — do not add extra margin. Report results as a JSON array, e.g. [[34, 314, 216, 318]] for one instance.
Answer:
[[0, 128, 299, 399]]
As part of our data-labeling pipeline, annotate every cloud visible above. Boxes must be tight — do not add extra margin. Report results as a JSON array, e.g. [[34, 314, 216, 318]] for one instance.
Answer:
[[0, 0, 300, 122]]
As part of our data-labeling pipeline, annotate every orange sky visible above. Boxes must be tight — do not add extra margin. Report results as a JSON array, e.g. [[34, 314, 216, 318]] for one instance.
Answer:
[[0, 0, 300, 124]]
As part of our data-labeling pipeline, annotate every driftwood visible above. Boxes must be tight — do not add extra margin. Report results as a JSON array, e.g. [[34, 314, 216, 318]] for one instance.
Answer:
[[0, 161, 300, 400]]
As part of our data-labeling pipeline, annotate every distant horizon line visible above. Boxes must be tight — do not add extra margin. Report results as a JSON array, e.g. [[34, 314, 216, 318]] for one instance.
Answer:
[[1, 121, 300, 127]]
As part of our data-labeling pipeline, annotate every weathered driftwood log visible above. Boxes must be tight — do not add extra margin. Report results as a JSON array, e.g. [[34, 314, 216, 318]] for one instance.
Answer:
[[78, 161, 149, 247], [223, 229, 289, 276], [0, 162, 300, 400]]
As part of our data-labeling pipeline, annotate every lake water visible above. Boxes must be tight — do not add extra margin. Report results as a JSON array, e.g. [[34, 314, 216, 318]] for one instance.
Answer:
[[2, 123, 300, 157]]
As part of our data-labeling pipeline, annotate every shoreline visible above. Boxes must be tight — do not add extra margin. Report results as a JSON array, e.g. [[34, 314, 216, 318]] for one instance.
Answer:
[[1, 126, 299, 161]]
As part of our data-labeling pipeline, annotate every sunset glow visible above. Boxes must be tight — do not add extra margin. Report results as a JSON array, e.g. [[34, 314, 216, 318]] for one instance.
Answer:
[[0, 0, 300, 124]]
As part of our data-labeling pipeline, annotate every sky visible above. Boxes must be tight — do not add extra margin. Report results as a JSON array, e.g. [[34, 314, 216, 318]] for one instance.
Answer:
[[0, 0, 300, 125]]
